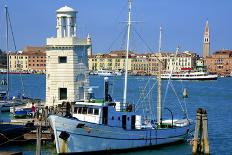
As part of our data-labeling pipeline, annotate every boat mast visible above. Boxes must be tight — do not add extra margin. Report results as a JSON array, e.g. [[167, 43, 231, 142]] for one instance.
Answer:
[[5, 5, 10, 100], [123, 0, 132, 104], [157, 26, 162, 125]]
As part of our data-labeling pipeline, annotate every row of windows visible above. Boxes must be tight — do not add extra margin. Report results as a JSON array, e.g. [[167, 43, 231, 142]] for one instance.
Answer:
[[9, 56, 45, 59], [74, 107, 99, 115], [29, 64, 46, 67], [29, 60, 46, 62]]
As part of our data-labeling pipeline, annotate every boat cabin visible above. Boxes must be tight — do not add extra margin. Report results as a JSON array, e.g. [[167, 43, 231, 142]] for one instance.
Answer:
[[72, 101, 141, 130]]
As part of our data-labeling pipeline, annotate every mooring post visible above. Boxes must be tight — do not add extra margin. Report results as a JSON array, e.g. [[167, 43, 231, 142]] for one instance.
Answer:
[[192, 108, 202, 154], [192, 108, 210, 155], [201, 109, 210, 154], [36, 123, 42, 155]]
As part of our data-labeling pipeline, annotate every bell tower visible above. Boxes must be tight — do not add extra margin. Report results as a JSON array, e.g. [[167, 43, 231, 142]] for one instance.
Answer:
[[203, 20, 210, 58], [46, 6, 90, 106]]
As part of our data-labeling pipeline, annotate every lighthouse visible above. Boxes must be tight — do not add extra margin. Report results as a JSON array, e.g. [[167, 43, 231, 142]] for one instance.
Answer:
[[45, 6, 91, 106]]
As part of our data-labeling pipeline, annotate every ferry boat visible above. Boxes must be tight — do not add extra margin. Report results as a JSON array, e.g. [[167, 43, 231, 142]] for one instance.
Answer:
[[161, 71, 218, 80]]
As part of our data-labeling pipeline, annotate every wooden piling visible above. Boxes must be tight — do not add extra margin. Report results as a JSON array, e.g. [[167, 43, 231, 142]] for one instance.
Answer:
[[36, 123, 42, 155], [192, 108, 210, 155]]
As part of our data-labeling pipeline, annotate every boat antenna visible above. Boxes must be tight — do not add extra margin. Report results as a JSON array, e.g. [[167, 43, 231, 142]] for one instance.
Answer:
[[123, 0, 132, 104], [5, 5, 10, 100], [157, 26, 162, 125]]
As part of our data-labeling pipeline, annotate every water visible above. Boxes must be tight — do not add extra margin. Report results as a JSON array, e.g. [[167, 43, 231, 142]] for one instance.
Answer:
[[0, 74, 232, 154]]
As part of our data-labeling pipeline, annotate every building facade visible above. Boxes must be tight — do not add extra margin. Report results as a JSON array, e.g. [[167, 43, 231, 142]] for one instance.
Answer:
[[9, 46, 46, 73], [88, 50, 135, 72], [165, 51, 197, 73], [205, 50, 232, 76]]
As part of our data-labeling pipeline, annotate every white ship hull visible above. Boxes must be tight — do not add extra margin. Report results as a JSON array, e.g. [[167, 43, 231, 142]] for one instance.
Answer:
[[49, 115, 193, 154], [161, 72, 218, 80]]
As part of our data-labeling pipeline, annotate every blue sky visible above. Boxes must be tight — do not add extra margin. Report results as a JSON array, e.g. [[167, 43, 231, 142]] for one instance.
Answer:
[[0, 0, 231, 56]]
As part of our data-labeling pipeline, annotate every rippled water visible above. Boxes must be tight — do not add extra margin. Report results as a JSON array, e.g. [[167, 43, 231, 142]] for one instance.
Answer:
[[0, 74, 232, 154]]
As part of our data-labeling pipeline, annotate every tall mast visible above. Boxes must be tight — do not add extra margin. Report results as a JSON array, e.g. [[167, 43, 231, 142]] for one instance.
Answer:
[[123, 0, 132, 104], [157, 26, 162, 125], [5, 5, 10, 100]]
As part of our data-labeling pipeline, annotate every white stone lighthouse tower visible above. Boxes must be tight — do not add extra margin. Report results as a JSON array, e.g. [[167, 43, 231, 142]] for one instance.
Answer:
[[46, 6, 91, 106]]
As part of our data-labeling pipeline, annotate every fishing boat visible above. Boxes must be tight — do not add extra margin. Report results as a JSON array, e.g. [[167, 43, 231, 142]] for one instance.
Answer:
[[161, 71, 218, 80], [49, 1, 193, 154]]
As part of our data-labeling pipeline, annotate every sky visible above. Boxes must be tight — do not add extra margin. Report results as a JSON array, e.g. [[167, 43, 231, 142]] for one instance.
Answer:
[[0, 0, 231, 56]]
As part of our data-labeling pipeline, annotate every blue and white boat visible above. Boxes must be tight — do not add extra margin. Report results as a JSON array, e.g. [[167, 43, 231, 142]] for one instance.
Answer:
[[48, 1, 194, 154]]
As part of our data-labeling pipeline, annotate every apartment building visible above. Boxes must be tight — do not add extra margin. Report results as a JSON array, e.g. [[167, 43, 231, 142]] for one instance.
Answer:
[[88, 50, 135, 72], [9, 46, 46, 73], [205, 50, 232, 75]]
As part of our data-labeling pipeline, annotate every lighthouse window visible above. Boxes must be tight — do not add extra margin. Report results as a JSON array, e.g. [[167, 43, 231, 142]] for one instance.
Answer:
[[59, 56, 67, 63], [59, 88, 67, 100]]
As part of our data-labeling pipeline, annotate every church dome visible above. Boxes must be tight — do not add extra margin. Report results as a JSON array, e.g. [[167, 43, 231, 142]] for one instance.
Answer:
[[56, 6, 76, 13]]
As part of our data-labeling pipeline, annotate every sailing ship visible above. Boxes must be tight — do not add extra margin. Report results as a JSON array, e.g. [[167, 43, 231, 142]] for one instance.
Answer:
[[0, 6, 29, 112], [49, 1, 194, 154]]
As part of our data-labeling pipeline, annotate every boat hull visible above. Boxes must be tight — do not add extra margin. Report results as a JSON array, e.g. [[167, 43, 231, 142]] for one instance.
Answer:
[[49, 115, 193, 154], [161, 75, 218, 80]]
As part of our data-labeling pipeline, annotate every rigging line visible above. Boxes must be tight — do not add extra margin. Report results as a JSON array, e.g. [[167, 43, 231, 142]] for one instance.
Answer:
[[131, 27, 164, 64], [120, 25, 128, 50], [7, 9, 17, 50], [180, 78, 189, 119], [169, 81, 185, 114], [0, 130, 32, 146], [136, 76, 154, 105], [162, 48, 179, 110], [135, 80, 157, 111], [107, 25, 127, 52]]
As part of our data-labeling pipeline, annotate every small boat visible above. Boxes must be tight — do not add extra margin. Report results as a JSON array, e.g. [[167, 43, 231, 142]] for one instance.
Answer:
[[96, 69, 122, 76], [161, 71, 218, 80], [14, 109, 28, 118]]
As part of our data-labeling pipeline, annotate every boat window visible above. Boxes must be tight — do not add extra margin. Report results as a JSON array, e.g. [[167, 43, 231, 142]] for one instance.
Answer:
[[118, 117, 120, 121], [83, 107, 87, 114], [78, 107, 82, 114], [94, 108, 99, 115], [127, 117, 130, 121], [112, 116, 114, 120], [74, 107, 78, 114], [88, 108, 93, 114], [59, 56, 67, 63]]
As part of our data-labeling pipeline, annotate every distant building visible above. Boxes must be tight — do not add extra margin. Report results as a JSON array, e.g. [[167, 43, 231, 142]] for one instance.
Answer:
[[131, 54, 149, 75], [203, 20, 210, 58], [205, 50, 232, 75], [0, 50, 7, 69], [165, 51, 197, 72], [9, 46, 46, 73], [88, 50, 198, 75], [88, 50, 135, 72], [24, 46, 46, 73]]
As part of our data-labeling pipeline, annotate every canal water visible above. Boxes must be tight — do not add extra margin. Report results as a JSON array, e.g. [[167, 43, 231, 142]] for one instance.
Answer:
[[0, 74, 232, 154]]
